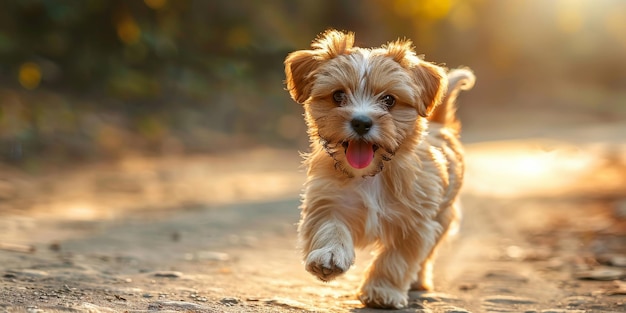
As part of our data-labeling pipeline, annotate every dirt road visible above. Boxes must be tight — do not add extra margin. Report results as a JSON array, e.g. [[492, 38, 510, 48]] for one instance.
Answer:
[[1, 139, 625, 312]]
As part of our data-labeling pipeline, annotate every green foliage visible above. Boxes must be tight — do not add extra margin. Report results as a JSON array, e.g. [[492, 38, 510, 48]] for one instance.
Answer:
[[0, 0, 625, 164]]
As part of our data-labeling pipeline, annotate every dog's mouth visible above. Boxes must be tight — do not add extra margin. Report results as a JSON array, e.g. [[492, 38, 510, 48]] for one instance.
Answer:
[[342, 140, 378, 169]]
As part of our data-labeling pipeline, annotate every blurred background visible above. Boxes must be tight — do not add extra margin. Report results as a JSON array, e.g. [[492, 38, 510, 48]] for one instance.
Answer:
[[1, 3, 625, 309], [1, 0, 625, 169]]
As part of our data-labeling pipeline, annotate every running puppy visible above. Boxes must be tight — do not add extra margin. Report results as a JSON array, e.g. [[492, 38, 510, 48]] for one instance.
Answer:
[[284, 29, 475, 309]]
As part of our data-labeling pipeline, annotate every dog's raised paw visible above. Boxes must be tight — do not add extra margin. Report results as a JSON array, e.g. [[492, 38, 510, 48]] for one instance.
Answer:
[[358, 283, 408, 309], [305, 246, 354, 282]]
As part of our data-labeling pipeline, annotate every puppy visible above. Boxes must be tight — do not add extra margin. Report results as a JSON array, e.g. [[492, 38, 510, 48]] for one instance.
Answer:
[[284, 29, 475, 309]]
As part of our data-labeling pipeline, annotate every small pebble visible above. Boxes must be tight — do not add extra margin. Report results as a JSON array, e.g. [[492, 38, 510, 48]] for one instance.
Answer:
[[195, 251, 230, 261], [574, 267, 624, 281], [82, 303, 117, 313], [414, 292, 459, 303], [458, 283, 477, 291], [483, 295, 536, 305], [150, 301, 208, 310], [484, 270, 529, 283], [152, 271, 183, 278], [220, 297, 240, 305], [597, 254, 626, 267], [505, 245, 525, 260], [443, 306, 471, 313], [49, 242, 61, 252], [563, 296, 594, 306], [7, 270, 49, 278]]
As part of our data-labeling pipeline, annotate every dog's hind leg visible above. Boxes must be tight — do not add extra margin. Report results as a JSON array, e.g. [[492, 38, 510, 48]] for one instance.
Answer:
[[358, 216, 445, 309], [410, 201, 461, 291]]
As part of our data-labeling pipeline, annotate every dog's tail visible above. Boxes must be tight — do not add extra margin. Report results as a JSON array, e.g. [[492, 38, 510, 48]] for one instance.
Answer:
[[428, 68, 476, 131]]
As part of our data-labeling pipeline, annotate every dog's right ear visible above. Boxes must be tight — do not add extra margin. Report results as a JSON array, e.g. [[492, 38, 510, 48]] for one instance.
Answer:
[[284, 50, 319, 104], [285, 29, 355, 104]]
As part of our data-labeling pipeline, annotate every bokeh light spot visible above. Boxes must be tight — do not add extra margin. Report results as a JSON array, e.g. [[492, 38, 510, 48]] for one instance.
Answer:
[[144, 0, 167, 10], [392, 0, 452, 20], [18, 62, 42, 90], [556, 0, 585, 34], [423, 0, 452, 20], [116, 15, 141, 45]]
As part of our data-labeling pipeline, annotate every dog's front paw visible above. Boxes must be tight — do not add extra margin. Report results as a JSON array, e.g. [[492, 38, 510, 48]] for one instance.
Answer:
[[305, 245, 354, 282], [358, 282, 408, 309]]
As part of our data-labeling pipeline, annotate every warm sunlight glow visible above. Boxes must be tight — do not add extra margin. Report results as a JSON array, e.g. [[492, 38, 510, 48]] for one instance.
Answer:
[[464, 140, 596, 198], [392, 0, 453, 20], [64, 203, 109, 221], [556, 0, 585, 34]]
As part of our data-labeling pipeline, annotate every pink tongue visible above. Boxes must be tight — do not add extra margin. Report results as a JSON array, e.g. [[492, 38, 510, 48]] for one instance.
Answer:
[[346, 140, 374, 169]]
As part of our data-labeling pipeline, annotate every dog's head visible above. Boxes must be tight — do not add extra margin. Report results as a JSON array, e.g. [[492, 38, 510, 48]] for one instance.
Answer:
[[285, 29, 447, 177]]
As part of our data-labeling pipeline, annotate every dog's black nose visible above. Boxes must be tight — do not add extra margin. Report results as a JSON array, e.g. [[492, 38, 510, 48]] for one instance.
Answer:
[[350, 115, 373, 136]]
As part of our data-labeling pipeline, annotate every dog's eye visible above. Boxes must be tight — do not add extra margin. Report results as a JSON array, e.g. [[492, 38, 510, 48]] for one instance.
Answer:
[[380, 95, 395, 108], [332, 90, 346, 105]]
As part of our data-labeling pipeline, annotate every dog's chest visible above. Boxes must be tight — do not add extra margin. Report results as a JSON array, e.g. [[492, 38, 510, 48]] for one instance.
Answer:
[[344, 176, 390, 241], [347, 176, 383, 206]]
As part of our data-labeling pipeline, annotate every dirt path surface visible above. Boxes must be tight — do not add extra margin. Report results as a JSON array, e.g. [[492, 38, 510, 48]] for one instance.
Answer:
[[1, 137, 626, 312]]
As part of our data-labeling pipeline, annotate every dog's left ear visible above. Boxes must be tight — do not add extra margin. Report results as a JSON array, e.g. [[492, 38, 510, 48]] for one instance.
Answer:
[[386, 40, 447, 117]]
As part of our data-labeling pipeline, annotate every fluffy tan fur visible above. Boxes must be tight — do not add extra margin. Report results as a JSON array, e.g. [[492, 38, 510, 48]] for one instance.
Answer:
[[284, 29, 475, 309]]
